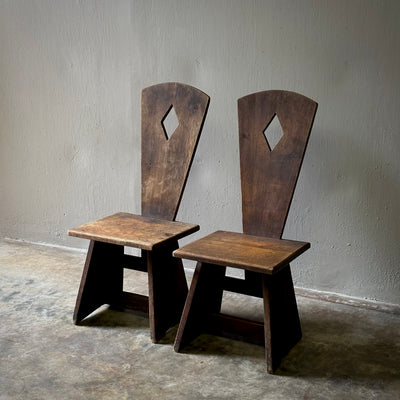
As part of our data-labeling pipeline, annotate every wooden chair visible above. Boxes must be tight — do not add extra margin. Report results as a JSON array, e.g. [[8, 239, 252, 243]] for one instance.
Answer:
[[173, 90, 317, 373], [68, 82, 210, 342]]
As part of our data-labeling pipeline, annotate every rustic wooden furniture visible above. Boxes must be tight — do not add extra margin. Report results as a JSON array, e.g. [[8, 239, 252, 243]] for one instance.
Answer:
[[69, 82, 210, 342], [173, 90, 317, 373]]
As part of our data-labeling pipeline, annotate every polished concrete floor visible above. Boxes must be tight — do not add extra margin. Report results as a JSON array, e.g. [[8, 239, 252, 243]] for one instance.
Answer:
[[1, 239, 399, 400]]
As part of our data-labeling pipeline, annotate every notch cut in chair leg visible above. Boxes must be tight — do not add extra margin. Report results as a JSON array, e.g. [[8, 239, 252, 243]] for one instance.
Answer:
[[73, 240, 124, 324]]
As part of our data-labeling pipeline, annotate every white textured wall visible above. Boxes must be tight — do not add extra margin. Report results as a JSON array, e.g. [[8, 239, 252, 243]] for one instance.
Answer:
[[1, 0, 399, 305]]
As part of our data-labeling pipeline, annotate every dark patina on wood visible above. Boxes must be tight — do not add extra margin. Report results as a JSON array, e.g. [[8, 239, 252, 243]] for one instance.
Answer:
[[69, 82, 209, 342], [141, 82, 209, 220], [69, 212, 199, 250], [173, 90, 317, 373], [174, 230, 310, 274]]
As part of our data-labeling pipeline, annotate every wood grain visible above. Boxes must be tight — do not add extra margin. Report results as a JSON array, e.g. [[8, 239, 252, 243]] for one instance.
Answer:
[[173, 230, 310, 275], [141, 82, 210, 220], [69, 212, 199, 250], [70, 83, 209, 341], [174, 90, 318, 373], [239, 90, 317, 238]]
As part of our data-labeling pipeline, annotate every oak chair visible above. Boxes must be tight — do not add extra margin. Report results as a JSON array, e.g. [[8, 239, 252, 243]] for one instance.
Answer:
[[173, 90, 317, 373], [68, 82, 210, 342]]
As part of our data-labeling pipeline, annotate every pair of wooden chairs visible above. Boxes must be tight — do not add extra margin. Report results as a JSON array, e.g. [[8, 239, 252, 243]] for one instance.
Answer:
[[69, 82, 317, 373]]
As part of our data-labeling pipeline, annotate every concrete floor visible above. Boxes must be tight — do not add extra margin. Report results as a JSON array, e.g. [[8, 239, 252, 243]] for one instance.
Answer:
[[1, 239, 399, 400]]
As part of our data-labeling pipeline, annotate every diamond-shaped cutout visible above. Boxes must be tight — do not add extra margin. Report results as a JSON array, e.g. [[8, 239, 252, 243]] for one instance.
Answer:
[[263, 114, 284, 151], [161, 105, 179, 140]]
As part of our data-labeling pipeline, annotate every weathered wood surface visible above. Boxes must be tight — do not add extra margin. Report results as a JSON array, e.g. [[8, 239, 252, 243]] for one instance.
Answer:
[[141, 82, 210, 220], [174, 90, 318, 373], [173, 230, 310, 275], [70, 83, 209, 341], [239, 90, 317, 238], [69, 212, 199, 250]]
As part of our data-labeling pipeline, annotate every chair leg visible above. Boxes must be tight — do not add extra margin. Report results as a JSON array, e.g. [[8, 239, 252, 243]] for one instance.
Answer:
[[262, 265, 302, 373], [174, 262, 225, 352], [147, 241, 189, 343], [73, 240, 124, 324]]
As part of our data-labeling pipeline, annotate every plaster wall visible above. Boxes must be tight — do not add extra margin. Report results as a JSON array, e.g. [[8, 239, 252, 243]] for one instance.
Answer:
[[1, 0, 399, 305]]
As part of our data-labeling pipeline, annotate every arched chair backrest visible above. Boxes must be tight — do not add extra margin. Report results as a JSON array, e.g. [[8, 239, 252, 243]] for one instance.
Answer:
[[141, 83, 210, 221], [238, 90, 317, 239]]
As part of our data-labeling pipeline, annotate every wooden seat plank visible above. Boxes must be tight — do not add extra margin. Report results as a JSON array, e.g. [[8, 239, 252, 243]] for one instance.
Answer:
[[69, 212, 199, 250], [173, 230, 309, 274]]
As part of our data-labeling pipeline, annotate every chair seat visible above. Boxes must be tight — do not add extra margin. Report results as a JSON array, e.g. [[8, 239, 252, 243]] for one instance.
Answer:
[[68, 212, 199, 250], [173, 230, 310, 275]]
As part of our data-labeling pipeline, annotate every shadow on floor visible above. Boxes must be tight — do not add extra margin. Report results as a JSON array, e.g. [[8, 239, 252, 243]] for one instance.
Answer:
[[280, 312, 400, 381], [176, 307, 400, 382]]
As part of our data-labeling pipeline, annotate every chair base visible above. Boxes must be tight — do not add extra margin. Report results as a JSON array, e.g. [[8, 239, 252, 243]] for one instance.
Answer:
[[74, 239, 188, 343], [174, 262, 301, 373]]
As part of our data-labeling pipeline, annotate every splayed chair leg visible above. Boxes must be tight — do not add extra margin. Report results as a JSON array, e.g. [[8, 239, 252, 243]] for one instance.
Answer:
[[147, 240, 189, 342], [262, 265, 302, 373], [73, 240, 123, 324], [174, 262, 225, 352]]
